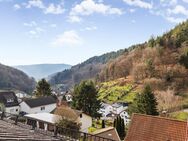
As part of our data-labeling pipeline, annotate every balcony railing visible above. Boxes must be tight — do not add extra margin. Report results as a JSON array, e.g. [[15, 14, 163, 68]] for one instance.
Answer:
[[0, 111, 117, 141]]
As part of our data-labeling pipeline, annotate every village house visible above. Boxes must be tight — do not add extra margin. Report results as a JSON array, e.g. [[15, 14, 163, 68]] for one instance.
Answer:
[[125, 113, 188, 141], [20, 96, 56, 114], [112, 102, 128, 115], [0, 91, 20, 115], [98, 102, 113, 117], [54, 106, 92, 133], [15, 91, 31, 103], [119, 110, 130, 125], [92, 127, 121, 141], [24, 112, 62, 132]]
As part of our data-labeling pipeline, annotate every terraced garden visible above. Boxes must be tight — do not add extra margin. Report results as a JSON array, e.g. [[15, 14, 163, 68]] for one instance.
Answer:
[[98, 79, 137, 104]]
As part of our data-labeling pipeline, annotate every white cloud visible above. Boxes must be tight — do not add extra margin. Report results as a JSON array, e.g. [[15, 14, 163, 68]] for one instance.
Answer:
[[166, 16, 186, 23], [52, 30, 83, 47], [68, 16, 82, 23], [26, 0, 44, 9], [182, 0, 188, 3], [129, 8, 136, 13], [81, 26, 97, 31], [24, 0, 65, 15], [14, 4, 21, 10], [122, 0, 152, 9], [85, 26, 97, 31], [44, 3, 65, 14], [167, 5, 188, 16], [23, 21, 37, 27], [50, 24, 57, 28], [160, 0, 177, 6], [69, 0, 123, 23]]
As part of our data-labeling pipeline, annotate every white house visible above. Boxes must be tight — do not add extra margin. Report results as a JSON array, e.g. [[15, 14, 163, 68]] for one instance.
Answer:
[[24, 113, 62, 131], [98, 103, 113, 117], [0, 91, 20, 115], [54, 106, 92, 133], [119, 110, 130, 125], [16, 92, 31, 103], [20, 96, 57, 114], [112, 102, 128, 115]]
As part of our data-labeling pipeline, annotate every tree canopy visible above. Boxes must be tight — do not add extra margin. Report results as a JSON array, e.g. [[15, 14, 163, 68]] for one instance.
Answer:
[[72, 80, 101, 117], [128, 85, 159, 116], [35, 78, 52, 97]]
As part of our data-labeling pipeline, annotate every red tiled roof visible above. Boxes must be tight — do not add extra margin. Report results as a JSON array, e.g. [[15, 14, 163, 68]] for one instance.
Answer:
[[92, 127, 121, 141], [125, 113, 188, 141]]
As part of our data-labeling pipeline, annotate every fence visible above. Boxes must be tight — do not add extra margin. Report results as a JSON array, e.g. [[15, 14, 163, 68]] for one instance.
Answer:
[[0, 111, 117, 141]]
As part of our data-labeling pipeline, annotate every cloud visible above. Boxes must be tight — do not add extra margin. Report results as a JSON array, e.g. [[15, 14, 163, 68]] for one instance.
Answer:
[[160, 0, 177, 6], [44, 3, 65, 14], [122, 0, 152, 9], [14, 4, 21, 10], [50, 24, 57, 28], [167, 5, 188, 16], [23, 21, 37, 27], [182, 0, 188, 3], [68, 16, 82, 23], [166, 16, 186, 23], [26, 0, 45, 9], [81, 26, 97, 31], [68, 0, 123, 23], [52, 30, 83, 47], [24, 0, 65, 15]]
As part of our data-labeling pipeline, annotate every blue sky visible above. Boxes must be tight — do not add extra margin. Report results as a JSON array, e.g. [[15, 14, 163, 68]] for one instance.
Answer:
[[0, 0, 188, 66]]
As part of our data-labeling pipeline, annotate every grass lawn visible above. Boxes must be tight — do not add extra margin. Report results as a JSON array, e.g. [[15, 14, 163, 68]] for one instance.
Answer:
[[88, 119, 113, 133], [169, 111, 188, 121]]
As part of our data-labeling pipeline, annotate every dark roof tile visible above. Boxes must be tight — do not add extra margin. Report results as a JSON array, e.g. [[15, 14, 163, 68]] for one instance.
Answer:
[[24, 96, 56, 108]]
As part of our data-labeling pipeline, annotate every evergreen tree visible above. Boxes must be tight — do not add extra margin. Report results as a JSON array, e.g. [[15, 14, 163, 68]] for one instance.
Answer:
[[114, 116, 126, 140], [128, 85, 159, 116], [35, 78, 52, 97], [72, 80, 101, 117], [102, 120, 105, 128]]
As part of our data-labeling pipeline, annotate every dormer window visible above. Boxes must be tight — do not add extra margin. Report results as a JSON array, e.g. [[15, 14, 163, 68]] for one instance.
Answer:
[[7, 98, 14, 103]]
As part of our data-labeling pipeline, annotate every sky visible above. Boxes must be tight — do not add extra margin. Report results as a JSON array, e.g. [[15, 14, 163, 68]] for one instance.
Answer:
[[0, 0, 188, 66]]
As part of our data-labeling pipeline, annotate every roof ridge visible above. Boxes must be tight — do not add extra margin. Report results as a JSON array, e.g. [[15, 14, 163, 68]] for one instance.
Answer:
[[133, 113, 187, 123]]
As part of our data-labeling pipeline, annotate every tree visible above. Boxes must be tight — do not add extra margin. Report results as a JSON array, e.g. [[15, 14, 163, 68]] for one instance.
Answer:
[[56, 118, 80, 131], [35, 78, 52, 97], [128, 85, 159, 116], [72, 80, 101, 117], [114, 116, 125, 140], [101, 120, 105, 128]]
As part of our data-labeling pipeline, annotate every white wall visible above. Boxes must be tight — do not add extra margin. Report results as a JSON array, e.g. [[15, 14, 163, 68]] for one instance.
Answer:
[[20, 102, 56, 114], [77, 113, 92, 133], [5, 106, 20, 115]]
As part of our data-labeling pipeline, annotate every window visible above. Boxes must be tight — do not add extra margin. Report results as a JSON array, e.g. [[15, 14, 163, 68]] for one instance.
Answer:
[[41, 107, 45, 111], [16, 109, 18, 112], [7, 98, 14, 103], [80, 114, 82, 118]]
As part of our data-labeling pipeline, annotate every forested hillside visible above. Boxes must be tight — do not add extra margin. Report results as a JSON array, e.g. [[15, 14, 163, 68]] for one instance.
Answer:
[[97, 20, 188, 113], [0, 63, 35, 93], [50, 20, 188, 113], [49, 49, 127, 89]]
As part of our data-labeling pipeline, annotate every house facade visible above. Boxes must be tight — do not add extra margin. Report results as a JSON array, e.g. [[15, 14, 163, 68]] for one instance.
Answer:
[[20, 96, 56, 114], [0, 91, 20, 115], [54, 106, 92, 133]]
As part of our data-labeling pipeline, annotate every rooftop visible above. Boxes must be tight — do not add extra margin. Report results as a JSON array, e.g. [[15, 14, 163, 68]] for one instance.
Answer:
[[25, 113, 62, 124], [125, 113, 188, 141], [93, 127, 121, 141], [23, 96, 56, 108]]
